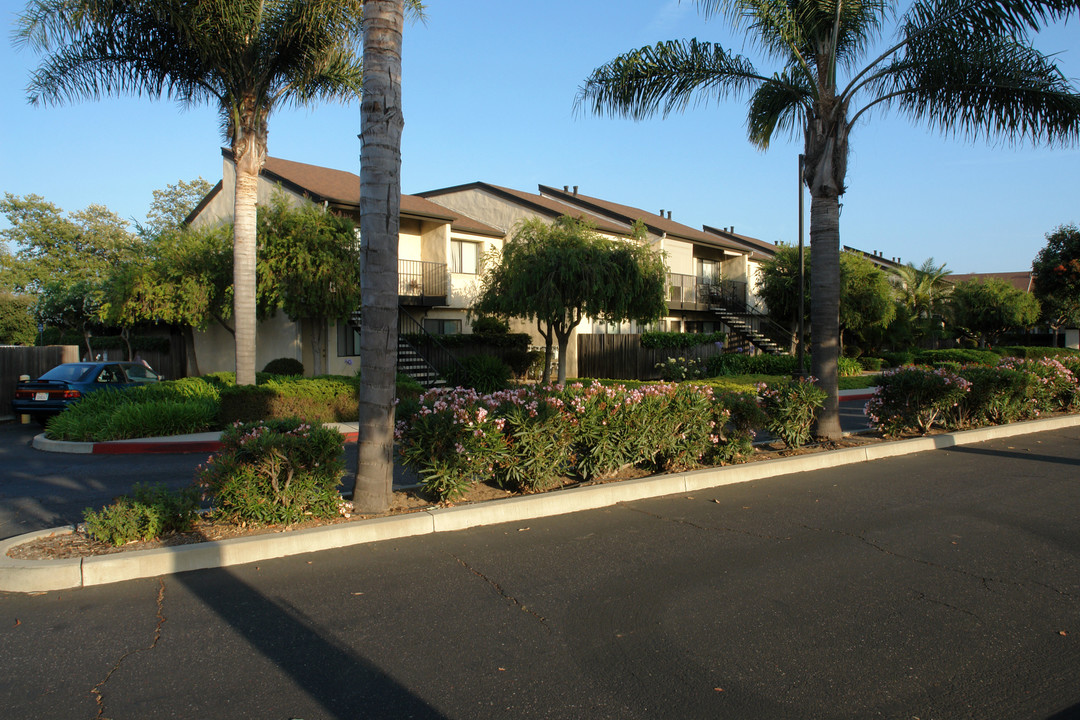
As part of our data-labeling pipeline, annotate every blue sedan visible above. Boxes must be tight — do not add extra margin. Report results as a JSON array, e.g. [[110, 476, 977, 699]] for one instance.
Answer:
[[11, 361, 161, 422]]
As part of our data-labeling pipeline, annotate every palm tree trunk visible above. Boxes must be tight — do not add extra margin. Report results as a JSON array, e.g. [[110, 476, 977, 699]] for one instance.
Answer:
[[353, 0, 404, 514], [809, 194, 843, 440], [233, 143, 262, 386]]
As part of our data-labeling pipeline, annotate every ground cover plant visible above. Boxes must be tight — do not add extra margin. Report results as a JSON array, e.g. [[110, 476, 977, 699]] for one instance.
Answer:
[[83, 483, 200, 546]]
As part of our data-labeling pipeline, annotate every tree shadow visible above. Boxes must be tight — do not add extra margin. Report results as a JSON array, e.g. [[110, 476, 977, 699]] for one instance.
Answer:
[[175, 566, 445, 719], [944, 445, 1080, 468]]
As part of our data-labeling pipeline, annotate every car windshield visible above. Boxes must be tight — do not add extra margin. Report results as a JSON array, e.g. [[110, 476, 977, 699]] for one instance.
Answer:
[[38, 364, 96, 383]]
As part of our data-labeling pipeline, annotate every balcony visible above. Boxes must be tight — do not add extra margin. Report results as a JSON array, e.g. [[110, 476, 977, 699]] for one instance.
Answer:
[[667, 273, 747, 311], [399, 260, 448, 306]]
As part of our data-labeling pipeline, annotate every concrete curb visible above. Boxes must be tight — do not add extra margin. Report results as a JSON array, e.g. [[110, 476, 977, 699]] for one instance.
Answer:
[[5, 413, 1078, 593]]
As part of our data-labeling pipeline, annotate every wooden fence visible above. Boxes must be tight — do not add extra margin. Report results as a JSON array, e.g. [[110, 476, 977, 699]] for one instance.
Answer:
[[0, 345, 79, 419], [576, 334, 724, 381]]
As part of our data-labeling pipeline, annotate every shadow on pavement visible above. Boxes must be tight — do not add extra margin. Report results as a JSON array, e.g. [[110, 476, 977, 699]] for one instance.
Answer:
[[944, 444, 1080, 467], [1045, 701, 1080, 719], [175, 567, 445, 719]]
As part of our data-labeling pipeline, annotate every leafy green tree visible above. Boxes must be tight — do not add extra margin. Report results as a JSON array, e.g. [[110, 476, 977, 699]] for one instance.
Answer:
[[99, 225, 234, 375], [475, 216, 669, 384], [0, 293, 38, 345], [16, 1, 411, 386], [1032, 223, 1080, 346], [258, 199, 362, 376], [757, 247, 895, 353], [0, 193, 138, 293], [142, 177, 215, 236], [37, 279, 103, 359], [579, 0, 1080, 438], [949, 278, 1041, 347]]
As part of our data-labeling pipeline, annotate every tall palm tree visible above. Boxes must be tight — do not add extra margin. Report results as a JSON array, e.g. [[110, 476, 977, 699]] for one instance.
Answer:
[[17, 0, 370, 386], [579, 0, 1080, 438], [353, 0, 406, 514]]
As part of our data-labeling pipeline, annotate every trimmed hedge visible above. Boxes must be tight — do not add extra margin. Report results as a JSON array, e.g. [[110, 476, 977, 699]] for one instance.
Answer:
[[914, 349, 1000, 366], [994, 346, 1080, 359], [641, 331, 726, 350]]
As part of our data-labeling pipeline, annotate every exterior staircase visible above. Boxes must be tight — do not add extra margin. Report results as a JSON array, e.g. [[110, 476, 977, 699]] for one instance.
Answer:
[[711, 307, 788, 355], [397, 334, 445, 388]]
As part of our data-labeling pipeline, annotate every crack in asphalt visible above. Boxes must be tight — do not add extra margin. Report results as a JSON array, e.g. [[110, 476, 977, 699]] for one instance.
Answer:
[[451, 555, 550, 632], [912, 590, 985, 622], [626, 504, 793, 542], [804, 525, 1077, 600], [91, 579, 166, 719]]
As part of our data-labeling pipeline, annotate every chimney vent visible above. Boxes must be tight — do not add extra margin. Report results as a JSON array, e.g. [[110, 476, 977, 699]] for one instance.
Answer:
[[573, 185, 578, 196], [660, 209, 665, 217], [563, 185, 568, 192], [667, 211, 672, 220]]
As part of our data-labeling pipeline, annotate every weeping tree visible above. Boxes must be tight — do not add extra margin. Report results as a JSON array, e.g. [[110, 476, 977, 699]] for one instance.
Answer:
[[578, 0, 1080, 438], [17, 0, 370, 386], [474, 216, 669, 384]]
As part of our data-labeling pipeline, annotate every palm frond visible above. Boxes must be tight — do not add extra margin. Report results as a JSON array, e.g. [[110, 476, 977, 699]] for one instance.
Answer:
[[576, 38, 767, 121], [862, 29, 1080, 145], [747, 66, 812, 148]]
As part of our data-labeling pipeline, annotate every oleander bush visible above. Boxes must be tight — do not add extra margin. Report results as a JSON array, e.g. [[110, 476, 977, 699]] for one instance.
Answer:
[[83, 483, 200, 546], [445, 354, 513, 393], [396, 382, 750, 501], [197, 419, 347, 525], [998, 357, 1079, 413], [952, 365, 1034, 427], [866, 366, 972, 436], [757, 377, 827, 449]]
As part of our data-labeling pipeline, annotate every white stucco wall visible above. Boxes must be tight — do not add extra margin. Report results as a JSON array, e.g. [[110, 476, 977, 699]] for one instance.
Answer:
[[193, 313, 302, 375]]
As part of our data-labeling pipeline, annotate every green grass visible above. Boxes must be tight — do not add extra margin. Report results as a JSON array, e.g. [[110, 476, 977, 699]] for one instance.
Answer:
[[567, 373, 881, 393]]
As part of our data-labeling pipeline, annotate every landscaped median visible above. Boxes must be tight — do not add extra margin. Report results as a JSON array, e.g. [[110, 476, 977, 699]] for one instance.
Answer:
[[5, 412, 1080, 594]]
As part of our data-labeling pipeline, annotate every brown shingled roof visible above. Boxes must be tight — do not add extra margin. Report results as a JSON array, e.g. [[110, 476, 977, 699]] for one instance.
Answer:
[[538, 185, 747, 254], [949, 271, 1034, 292], [218, 150, 503, 237]]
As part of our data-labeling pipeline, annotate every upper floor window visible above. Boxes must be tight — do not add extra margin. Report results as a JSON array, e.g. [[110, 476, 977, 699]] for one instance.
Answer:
[[697, 258, 720, 285], [451, 239, 480, 274]]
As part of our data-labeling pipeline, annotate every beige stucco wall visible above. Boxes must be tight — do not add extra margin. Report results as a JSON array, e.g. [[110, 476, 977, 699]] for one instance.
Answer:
[[193, 313, 302, 375], [663, 238, 694, 276]]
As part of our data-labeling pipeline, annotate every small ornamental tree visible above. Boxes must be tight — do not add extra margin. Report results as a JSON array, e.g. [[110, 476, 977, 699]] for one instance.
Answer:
[[474, 216, 668, 384], [1032, 223, 1080, 347], [0, 293, 37, 345], [949, 278, 1041, 348], [258, 198, 362, 376]]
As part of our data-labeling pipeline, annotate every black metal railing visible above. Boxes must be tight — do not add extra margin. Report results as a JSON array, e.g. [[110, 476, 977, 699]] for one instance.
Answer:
[[397, 306, 464, 383], [667, 273, 749, 311], [399, 260, 448, 306]]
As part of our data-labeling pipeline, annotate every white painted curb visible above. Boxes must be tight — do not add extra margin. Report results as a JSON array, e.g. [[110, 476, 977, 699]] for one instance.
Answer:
[[3, 414, 1079, 593]]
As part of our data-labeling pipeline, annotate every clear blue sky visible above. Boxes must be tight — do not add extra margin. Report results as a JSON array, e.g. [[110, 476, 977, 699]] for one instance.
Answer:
[[1, 0, 1077, 274]]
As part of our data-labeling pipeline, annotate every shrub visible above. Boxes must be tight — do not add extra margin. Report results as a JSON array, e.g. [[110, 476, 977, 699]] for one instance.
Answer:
[[217, 375, 359, 425], [262, 357, 305, 376], [46, 379, 221, 441], [757, 378, 826, 449], [998, 356, 1079, 413], [879, 351, 914, 368], [708, 353, 798, 377], [197, 419, 346, 525], [953, 365, 1034, 427], [859, 357, 884, 372], [714, 391, 763, 462], [914, 348, 999, 366], [655, 356, 707, 382], [641, 331, 726, 349], [446, 355, 512, 393], [866, 366, 971, 436], [994, 346, 1079, 359], [490, 398, 573, 493], [83, 483, 200, 546], [837, 356, 863, 377], [397, 388, 510, 501], [470, 315, 510, 334]]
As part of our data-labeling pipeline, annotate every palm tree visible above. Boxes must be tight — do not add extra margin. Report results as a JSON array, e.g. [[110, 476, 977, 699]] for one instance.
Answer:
[[353, 0, 406, 513], [892, 258, 952, 318], [17, 0, 371, 386], [578, 0, 1080, 438]]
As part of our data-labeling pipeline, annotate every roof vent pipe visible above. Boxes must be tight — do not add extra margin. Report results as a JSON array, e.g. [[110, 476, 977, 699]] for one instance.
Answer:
[[660, 209, 665, 216], [563, 185, 568, 192], [665, 211, 671, 220], [573, 185, 578, 195], [730, 226, 735, 233]]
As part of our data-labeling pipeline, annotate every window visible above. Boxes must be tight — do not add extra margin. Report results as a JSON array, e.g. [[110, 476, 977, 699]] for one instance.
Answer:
[[424, 319, 461, 335], [697, 258, 720, 285], [337, 323, 361, 357], [450, 240, 480, 274]]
